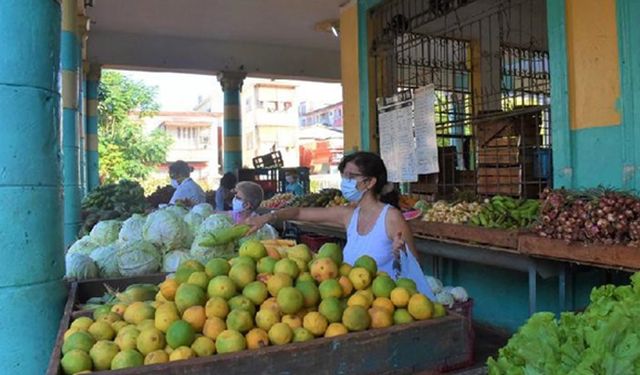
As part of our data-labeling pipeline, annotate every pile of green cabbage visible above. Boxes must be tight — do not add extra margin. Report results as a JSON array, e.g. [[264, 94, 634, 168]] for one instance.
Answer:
[[488, 272, 640, 374], [65, 202, 280, 279]]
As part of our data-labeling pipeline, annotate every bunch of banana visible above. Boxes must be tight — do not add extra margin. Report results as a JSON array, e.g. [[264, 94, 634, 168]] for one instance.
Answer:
[[470, 196, 540, 229]]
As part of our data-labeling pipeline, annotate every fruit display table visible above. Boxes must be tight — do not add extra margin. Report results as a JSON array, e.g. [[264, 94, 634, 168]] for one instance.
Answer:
[[519, 235, 640, 272], [411, 221, 519, 250], [49, 277, 473, 375]]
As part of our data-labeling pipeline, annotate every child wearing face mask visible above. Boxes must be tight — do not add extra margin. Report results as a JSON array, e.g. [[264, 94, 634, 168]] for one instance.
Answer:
[[244, 152, 432, 299], [284, 170, 304, 197]]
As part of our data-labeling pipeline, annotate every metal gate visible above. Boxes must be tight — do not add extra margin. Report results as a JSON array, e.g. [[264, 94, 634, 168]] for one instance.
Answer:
[[370, 0, 551, 199]]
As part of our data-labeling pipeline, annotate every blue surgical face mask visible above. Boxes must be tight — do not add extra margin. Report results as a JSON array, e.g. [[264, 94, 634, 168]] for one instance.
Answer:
[[340, 178, 364, 202], [171, 179, 179, 188], [232, 197, 245, 213]]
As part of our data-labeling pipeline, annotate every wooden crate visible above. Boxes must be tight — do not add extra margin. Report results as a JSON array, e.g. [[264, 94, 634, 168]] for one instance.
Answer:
[[411, 221, 519, 250], [477, 167, 521, 196], [519, 234, 640, 271], [49, 276, 474, 375]]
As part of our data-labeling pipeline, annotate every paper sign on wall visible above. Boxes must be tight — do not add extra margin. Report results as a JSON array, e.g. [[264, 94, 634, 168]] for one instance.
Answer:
[[377, 86, 438, 183], [413, 84, 439, 174]]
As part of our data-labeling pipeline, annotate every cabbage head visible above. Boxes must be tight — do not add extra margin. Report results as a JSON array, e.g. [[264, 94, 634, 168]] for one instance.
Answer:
[[165, 205, 188, 218], [142, 210, 191, 252], [90, 244, 120, 278], [163, 250, 193, 273], [65, 253, 99, 280], [90, 220, 122, 246], [450, 286, 469, 302], [191, 203, 214, 218], [238, 223, 279, 246], [117, 240, 161, 276], [119, 214, 146, 242], [435, 292, 455, 308], [190, 214, 235, 263], [183, 212, 205, 237], [67, 235, 100, 255], [425, 276, 444, 294]]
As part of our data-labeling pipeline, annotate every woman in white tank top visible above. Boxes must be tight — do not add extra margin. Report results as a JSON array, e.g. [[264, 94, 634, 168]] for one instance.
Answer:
[[246, 152, 420, 279]]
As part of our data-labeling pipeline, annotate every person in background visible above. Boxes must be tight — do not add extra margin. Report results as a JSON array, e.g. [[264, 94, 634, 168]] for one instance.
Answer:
[[246, 152, 419, 276], [215, 172, 237, 211], [229, 181, 264, 224], [168, 160, 206, 205], [284, 170, 304, 197]]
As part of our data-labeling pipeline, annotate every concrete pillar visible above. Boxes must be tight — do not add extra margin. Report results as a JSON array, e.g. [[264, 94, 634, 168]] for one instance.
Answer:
[[217, 71, 246, 172], [62, 0, 82, 245], [86, 64, 101, 191], [0, 1, 67, 373]]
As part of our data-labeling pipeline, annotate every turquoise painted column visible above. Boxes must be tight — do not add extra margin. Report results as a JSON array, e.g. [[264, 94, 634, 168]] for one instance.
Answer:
[[546, 0, 574, 189], [358, 0, 384, 152], [0, 1, 67, 373], [217, 71, 246, 172], [62, 0, 82, 245], [86, 65, 101, 191]]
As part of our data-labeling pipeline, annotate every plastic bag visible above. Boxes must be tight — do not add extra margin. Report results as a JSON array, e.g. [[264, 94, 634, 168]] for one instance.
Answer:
[[395, 245, 436, 300]]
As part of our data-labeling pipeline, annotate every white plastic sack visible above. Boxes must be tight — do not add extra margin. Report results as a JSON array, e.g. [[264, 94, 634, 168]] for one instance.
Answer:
[[396, 246, 436, 300]]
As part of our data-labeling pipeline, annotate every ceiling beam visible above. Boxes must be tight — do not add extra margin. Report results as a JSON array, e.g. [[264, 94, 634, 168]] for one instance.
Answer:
[[88, 31, 341, 81]]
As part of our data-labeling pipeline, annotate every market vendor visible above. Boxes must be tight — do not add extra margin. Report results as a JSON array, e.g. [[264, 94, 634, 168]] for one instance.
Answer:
[[246, 151, 420, 277], [284, 170, 304, 197], [215, 172, 237, 211], [168, 160, 206, 205]]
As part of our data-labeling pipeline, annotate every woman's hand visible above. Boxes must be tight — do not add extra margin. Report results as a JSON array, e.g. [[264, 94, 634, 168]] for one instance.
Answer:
[[244, 214, 270, 235]]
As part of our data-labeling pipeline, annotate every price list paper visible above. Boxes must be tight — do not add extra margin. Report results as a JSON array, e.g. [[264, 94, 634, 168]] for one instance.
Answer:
[[377, 92, 418, 183], [414, 84, 439, 174]]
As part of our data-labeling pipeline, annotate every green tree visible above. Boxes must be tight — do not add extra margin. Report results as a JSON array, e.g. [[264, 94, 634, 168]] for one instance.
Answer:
[[98, 71, 172, 183]]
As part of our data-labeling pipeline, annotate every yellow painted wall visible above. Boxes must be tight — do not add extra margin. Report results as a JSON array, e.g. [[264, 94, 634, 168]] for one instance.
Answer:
[[340, 1, 361, 152], [566, 0, 621, 129]]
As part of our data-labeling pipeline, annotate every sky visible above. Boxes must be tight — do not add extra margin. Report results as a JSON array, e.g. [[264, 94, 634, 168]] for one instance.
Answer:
[[117, 70, 343, 112]]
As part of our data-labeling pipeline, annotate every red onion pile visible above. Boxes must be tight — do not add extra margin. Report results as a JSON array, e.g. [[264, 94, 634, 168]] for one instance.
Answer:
[[534, 188, 640, 245]]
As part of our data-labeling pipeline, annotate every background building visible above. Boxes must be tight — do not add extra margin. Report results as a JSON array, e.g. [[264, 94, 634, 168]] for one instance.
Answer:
[[142, 111, 222, 187], [299, 101, 343, 128], [241, 82, 300, 167]]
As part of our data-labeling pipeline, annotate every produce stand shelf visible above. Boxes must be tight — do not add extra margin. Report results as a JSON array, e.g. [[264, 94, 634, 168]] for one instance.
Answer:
[[410, 222, 519, 250], [49, 278, 473, 375], [518, 235, 640, 272]]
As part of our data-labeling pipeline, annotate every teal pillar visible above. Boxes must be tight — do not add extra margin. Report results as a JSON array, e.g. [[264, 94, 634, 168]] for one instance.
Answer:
[[86, 65, 101, 191], [217, 71, 246, 172], [357, 0, 384, 152], [0, 1, 67, 373], [62, 0, 82, 245], [546, 0, 574, 189]]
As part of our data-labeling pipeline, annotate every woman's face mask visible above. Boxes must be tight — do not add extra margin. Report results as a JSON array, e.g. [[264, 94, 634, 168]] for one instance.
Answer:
[[232, 197, 246, 212], [340, 177, 365, 202], [170, 179, 179, 188]]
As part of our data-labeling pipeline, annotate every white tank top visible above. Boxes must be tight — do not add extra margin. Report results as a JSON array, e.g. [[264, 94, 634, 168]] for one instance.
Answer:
[[343, 205, 395, 277]]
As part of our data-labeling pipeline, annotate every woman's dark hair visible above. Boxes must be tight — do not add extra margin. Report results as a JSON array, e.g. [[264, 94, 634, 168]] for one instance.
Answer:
[[220, 172, 237, 190], [338, 152, 399, 208], [169, 160, 191, 178]]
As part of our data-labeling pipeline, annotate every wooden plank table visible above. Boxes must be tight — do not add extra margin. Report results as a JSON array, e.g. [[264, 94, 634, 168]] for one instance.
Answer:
[[518, 234, 640, 272]]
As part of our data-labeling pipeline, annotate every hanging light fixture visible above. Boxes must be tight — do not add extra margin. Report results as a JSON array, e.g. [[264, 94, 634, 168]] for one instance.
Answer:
[[315, 19, 340, 38]]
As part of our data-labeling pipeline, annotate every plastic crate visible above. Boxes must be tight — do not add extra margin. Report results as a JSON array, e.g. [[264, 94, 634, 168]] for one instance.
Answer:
[[299, 233, 340, 252], [253, 151, 283, 168]]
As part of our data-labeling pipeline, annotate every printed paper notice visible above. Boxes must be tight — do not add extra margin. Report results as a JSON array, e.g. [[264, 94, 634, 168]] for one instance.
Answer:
[[414, 84, 439, 174]]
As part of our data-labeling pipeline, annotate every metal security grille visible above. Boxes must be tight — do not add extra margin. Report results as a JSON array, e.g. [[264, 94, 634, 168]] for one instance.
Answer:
[[370, 0, 551, 199]]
